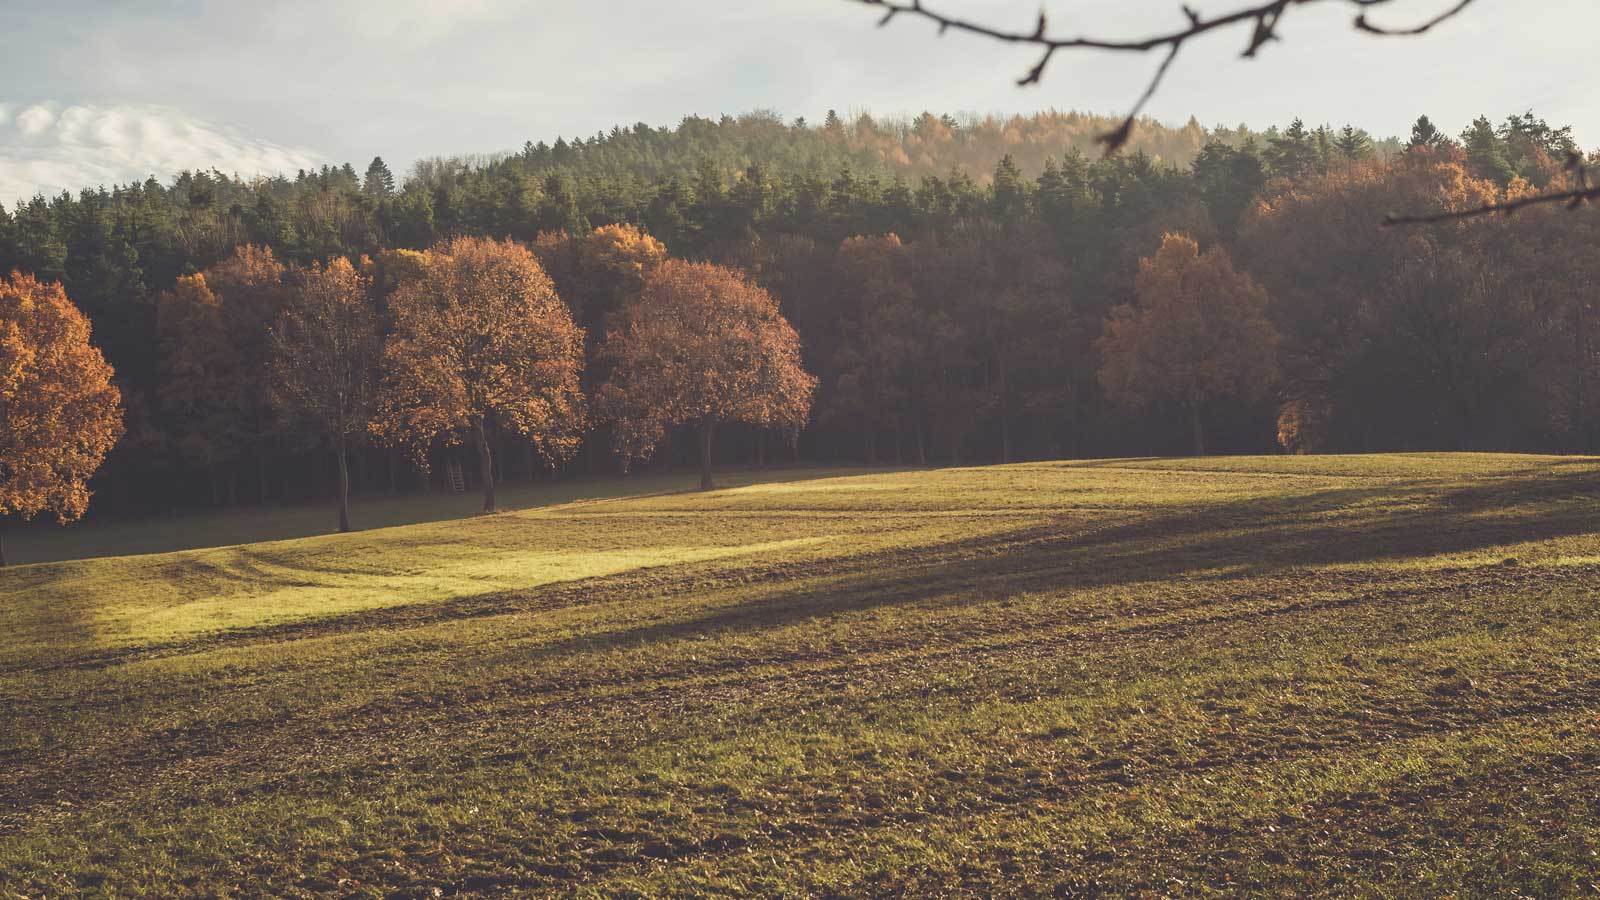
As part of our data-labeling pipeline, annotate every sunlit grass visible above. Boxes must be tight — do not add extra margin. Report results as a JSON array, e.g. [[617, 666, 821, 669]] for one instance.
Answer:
[[3, 453, 1599, 895]]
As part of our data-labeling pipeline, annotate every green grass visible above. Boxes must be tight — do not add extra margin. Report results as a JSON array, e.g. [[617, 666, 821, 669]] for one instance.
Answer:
[[3, 453, 1600, 896]]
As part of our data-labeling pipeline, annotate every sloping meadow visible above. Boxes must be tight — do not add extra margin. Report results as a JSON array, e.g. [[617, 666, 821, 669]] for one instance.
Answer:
[[3, 454, 1599, 895]]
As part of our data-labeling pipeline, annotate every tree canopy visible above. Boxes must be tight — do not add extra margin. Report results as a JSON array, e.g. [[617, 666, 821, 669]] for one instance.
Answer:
[[598, 259, 815, 489], [0, 271, 123, 563], [1098, 233, 1277, 455]]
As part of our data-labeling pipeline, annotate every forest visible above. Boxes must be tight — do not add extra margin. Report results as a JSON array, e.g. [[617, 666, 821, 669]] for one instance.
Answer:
[[2, 107, 1596, 522]]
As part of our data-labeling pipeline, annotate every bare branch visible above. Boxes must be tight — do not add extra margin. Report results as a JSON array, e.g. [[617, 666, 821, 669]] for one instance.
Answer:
[[1099, 44, 1183, 154], [1355, 0, 1476, 35], [1383, 185, 1600, 226], [851, 0, 1479, 154]]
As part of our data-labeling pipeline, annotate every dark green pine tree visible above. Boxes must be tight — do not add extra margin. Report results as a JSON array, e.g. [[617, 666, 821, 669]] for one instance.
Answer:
[[991, 155, 1029, 227], [1407, 115, 1446, 150], [1266, 118, 1318, 180], [1334, 125, 1374, 161], [1312, 125, 1335, 173], [540, 172, 588, 236], [1461, 116, 1516, 186], [12, 196, 68, 282], [0, 201, 17, 273], [363, 157, 396, 198], [1191, 139, 1265, 236]]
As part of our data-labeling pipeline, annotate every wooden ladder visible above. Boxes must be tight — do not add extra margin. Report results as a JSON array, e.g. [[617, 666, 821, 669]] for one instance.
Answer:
[[445, 460, 467, 494]]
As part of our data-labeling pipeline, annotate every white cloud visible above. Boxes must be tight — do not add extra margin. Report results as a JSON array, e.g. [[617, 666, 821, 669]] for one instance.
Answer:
[[0, 102, 322, 205]]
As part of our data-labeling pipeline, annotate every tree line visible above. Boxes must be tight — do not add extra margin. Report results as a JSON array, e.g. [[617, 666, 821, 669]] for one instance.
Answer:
[[1, 107, 1595, 533]]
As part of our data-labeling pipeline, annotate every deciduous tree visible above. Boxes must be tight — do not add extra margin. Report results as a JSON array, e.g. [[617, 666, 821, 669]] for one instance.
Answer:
[[0, 272, 124, 565], [1098, 233, 1277, 455], [598, 260, 815, 489], [268, 258, 382, 532], [374, 237, 586, 512], [157, 272, 244, 500]]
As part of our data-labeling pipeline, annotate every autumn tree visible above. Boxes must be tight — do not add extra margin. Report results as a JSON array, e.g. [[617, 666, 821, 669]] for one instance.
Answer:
[[374, 237, 586, 512], [1240, 151, 1501, 448], [206, 245, 292, 500], [156, 244, 289, 505], [0, 272, 124, 566], [825, 233, 923, 463], [267, 258, 382, 532], [532, 224, 667, 333], [1098, 233, 1277, 455], [597, 260, 815, 490], [157, 272, 246, 502]]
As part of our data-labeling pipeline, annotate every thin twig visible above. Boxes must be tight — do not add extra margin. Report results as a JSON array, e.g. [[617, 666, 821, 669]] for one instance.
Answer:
[[853, 0, 1479, 154], [1383, 185, 1600, 226]]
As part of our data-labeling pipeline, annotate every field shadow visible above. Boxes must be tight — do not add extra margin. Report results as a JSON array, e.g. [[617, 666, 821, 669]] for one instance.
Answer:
[[9, 465, 1595, 676], [517, 468, 1600, 660]]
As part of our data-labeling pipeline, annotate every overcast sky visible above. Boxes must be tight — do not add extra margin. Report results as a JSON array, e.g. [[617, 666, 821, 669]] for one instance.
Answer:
[[2, 0, 1593, 202]]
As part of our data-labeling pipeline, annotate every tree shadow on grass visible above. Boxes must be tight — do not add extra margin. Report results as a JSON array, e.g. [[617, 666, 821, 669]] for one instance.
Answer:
[[9, 466, 1596, 675], [516, 469, 1600, 662]]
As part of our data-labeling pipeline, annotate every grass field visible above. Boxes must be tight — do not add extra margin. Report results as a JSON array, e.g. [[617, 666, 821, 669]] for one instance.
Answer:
[[3, 454, 1600, 896]]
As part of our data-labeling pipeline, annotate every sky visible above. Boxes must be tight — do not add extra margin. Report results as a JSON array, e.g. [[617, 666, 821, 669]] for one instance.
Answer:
[[2, 0, 1595, 202]]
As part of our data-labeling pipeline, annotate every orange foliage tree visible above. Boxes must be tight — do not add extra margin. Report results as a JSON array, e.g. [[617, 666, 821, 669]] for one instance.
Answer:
[[1098, 233, 1277, 455], [157, 272, 244, 499], [267, 258, 383, 533], [1240, 149, 1508, 449], [374, 237, 586, 513], [0, 272, 124, 565], [533, 224, 668, 332], [156, 244, 289, 504], [597, 260, 816, 490]]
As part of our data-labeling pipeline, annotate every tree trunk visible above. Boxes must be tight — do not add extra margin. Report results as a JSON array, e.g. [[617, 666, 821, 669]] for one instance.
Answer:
[[914, 422, 927, 466], [257, 445, 270, 505], [334, 435, 352, 533], [0, 522, 7, 568], [476, 418, 497, 512], [699, 419, 717, 491], [388, 449, 399, 494], [997, 354, 1011, 464], [1581, 300, 1596, 452], [352, 448, 367, 497], [755, 428, 766, 467], [1190, 403, 1207, 457]]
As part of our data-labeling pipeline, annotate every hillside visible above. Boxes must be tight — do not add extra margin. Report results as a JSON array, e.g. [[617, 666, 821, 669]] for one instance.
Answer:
[[5, 455, 1600, 894], [3, 107, 1589, 525]]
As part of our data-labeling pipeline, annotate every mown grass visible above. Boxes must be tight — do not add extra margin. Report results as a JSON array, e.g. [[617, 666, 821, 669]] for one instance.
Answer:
[[3, 453, 1599, 896]]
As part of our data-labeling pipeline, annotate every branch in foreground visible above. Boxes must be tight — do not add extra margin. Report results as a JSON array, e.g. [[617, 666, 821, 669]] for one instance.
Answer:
[[853, 0, 1479, 154], [1384, 186, 1600, 226], [1386, 151, 1597, 225]]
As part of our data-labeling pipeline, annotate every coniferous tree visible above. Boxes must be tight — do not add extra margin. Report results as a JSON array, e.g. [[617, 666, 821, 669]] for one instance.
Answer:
[[1334, 125, 1374, 161], [1267, 119, 1319, 180], [1461, 116, 1516, 186], [1407, 115, 1447, 150], [363, 157, 396, 198]]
